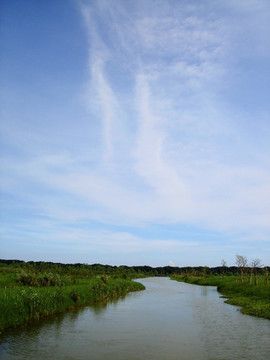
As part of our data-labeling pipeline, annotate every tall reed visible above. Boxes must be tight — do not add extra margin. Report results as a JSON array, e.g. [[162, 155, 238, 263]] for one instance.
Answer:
[[0, 278, 144, 331]]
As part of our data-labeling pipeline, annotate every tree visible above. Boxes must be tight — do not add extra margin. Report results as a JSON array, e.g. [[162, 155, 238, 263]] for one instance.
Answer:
[[251, 258, 262, 286], [221, 259, 227, 278], [235, 255, 248, 283]]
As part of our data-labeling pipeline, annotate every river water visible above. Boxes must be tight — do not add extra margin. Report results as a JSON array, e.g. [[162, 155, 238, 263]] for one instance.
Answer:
[[0, 277, 269, 359]]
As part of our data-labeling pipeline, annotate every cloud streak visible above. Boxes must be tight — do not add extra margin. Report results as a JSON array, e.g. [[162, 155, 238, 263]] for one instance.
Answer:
[[76, 0, 270, 235], [1, 0, 269, 265]]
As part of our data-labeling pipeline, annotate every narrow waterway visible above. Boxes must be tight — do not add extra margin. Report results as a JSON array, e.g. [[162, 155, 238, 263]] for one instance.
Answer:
[[0, 277, 269, 359]]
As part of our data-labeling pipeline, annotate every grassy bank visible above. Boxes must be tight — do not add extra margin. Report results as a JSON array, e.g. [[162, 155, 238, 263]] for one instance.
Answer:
[[171, 275, 270, 320], [0, 273, 145, 332]]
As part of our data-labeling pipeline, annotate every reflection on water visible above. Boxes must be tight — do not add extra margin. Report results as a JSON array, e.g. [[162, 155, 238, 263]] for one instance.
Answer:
[[0, 277, 269, 360]]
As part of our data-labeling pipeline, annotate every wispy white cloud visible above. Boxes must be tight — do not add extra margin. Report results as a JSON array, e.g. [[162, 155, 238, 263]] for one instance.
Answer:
[[1, 0, 269, 265], [3, 0, 270, 230]]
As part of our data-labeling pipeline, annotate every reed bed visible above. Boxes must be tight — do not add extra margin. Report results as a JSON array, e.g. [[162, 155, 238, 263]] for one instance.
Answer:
[[0, 276, 144, 331]]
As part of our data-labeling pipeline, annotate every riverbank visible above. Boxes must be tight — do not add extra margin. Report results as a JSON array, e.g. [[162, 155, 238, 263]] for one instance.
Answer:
[[0, 276, 145, 332], [171, 275, 270, 320]]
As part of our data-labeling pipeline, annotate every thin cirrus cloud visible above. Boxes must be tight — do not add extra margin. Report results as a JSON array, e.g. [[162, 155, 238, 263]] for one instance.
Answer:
[[1, 0, 269, 265], [77, 0, 270, 227]]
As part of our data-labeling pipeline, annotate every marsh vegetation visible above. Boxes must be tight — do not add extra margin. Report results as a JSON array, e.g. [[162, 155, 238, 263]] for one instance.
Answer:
[[1, 258, 269, 333], [0, 260, 144, 331], [171, 274, 270, 319], [1, 277, 270, 360]]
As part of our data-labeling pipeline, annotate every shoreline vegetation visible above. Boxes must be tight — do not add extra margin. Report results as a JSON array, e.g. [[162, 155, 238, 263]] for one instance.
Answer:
[[171, 275, 270, 320], [1, 259, 269, 331], [0, 261, 145, 332]]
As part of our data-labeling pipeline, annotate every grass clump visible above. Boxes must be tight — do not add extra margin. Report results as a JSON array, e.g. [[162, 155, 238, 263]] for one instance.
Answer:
[[16, 271, 70, 287], [171, 275, 270, 320]]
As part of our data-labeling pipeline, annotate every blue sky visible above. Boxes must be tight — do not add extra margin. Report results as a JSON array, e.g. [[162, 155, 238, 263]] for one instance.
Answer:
[[1, 0, 270, 267]]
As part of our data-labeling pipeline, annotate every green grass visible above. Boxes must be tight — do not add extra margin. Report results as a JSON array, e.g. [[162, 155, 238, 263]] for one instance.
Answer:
[[171, 275, 270, 320], [0, 274, 145, 331]]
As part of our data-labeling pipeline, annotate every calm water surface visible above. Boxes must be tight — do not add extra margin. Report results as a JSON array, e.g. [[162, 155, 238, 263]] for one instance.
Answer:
[[0, 277, 270, 359]]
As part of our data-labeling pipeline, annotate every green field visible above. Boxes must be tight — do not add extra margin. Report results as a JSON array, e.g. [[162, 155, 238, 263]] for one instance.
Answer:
[[171, 275, 270, 320], [0, 263, 145, 332]]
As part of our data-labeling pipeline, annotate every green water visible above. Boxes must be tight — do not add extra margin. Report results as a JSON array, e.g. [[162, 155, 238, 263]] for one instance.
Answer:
[[0, 277, 269, 359]]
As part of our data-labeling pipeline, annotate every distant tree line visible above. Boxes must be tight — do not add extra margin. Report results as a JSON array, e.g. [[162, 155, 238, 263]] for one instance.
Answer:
[[0, 259, 267, 279]]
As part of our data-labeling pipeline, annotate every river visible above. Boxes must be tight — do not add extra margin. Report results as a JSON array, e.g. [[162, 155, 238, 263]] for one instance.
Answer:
[[0, 277, 269, 359]]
